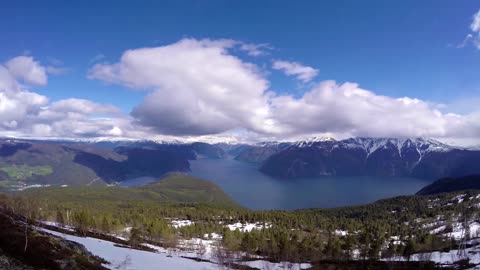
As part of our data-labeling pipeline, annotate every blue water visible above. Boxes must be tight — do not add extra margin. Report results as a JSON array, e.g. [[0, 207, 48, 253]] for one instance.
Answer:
[[188, 159, 432, 210]]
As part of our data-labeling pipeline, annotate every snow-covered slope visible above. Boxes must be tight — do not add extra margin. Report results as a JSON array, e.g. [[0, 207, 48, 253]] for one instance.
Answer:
[[291, 137, 455, 153], [292, 136, 336, 148], [341, 137, 453, 156]]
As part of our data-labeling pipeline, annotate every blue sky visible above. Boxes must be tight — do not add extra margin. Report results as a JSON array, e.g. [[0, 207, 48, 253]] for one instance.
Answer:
[[0, 1, 479, 143]]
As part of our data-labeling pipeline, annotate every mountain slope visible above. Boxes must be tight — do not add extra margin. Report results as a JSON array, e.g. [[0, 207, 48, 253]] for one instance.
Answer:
[[0, 207, 107, 270], [234, 141, 292, 163], [416, 175, 480, 195], [0, 140, 103, 187], [142, 173, 239, 207], [0, 139, 193, 189], [260, 137, 480, 179]]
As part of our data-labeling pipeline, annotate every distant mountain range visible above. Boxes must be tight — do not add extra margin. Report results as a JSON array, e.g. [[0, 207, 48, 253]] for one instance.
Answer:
[[260, 137, 480, 179], [0, 139, 225, 188], [1, 136, 479, 188]]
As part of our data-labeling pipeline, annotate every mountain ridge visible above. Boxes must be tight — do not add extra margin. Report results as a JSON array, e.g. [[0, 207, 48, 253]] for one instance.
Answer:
[[260, 137, 480, 179]]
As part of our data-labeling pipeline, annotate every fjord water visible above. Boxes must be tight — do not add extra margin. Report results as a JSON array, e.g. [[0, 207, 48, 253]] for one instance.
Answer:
[[189, 158, 431, 210]]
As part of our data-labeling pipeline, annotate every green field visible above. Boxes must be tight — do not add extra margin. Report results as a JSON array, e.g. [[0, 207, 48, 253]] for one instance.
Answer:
[[0, 165, 53, 180]]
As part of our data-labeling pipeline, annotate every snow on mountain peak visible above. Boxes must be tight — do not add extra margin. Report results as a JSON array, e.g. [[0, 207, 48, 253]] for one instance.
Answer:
[[341, 137, 455, 157], [293, 136, 337, 148], [255, 141, 281, 147]]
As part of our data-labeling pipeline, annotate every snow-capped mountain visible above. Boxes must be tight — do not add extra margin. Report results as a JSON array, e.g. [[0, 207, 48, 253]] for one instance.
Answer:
[[341, 137, 453, 153], [260, 137, 480, 179], [291, 137, 453, 151], [292, 136, 336, 148]]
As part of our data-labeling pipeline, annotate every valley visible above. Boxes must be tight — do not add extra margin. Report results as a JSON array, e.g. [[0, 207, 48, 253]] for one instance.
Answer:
[[3, 3, 480, 269], [189, 158, 430, 209], [1, 137, 480, 269], [1, 137, 478, 210]]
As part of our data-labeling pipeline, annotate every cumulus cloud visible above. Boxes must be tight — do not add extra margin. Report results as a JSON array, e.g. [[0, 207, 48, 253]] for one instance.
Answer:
[[272, 60, 319, 83], [5, 56, 48, 86], [0, 56, 134, 139], [89, 38, 273, 136], [1, 39, 479, 144], [268, 81, 480, 139], [87, 38, 480, 143]]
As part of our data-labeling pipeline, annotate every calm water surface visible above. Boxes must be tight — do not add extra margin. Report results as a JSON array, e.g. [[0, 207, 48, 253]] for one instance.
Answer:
[[188, 158, 431, 210]]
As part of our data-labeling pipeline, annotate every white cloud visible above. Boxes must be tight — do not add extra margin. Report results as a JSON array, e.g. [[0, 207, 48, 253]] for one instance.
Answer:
[[239, 43, 272, 56], [49, 98, 121, 115], [0, 56, 135, 139], [1, 40, 479, 145], [272, 60, 318, 83], [459, 9, 480, 49], [89, 38, 273, 136], [0, 65, 48, 128], [87, 38, 480, 144], [471, 9, 480, 32], [268, 81, 480, 140], [5, 56, 48, 86], [0, 66, 19, 93]]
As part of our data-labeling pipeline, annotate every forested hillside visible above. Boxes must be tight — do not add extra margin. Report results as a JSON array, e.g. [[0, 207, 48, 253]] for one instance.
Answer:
[[417, 175, 480, 195], [2, 181, 478, 268]]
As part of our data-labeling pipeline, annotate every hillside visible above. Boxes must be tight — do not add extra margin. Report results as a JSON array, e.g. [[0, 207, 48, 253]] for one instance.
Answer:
[[4, 186, 477, 269], [18, 174, 241, 209], [142, 174, 239, 207], [0, 139, 192, 189], [417, 175, 480, 195], [0, 207, 107, 270]]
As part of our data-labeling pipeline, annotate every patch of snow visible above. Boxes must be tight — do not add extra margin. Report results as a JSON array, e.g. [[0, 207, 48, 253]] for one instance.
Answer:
[[386, 240, 480, 267], [204, 233, 222, 240], [227, 222, 271, 232], [36, 227, 221, 270], [239, 260, 311, 270], [430, 225, 447, 234], [452, 194, 466, 204], [180, 238, 218, 261], [443, 222, 480, 240], [293, 136, 336, 148], [170, 219, 194, 228], [334, 230, 348, 236]]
